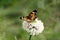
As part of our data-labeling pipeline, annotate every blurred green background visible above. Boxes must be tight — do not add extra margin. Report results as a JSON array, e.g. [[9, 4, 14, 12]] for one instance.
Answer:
[[0, 0, 60, 40]]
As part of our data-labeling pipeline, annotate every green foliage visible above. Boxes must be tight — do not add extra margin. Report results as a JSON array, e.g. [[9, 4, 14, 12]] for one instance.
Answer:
[[56, 3, 60, 11], [44, 0, 52, 4]]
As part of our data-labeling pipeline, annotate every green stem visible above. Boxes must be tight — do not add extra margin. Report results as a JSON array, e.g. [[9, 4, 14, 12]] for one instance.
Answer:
[[29, 35, 32, 40]]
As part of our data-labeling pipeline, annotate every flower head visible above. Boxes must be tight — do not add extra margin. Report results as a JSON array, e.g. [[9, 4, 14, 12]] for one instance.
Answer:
[[22, 18, 44, 36]]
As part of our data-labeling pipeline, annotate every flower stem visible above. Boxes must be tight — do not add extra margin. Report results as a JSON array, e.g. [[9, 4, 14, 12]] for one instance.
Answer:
[[29, 35, 32, 40]]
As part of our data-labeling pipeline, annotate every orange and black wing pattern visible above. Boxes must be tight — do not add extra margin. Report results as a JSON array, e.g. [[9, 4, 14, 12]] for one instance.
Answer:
[[20, 10, 37, 22]]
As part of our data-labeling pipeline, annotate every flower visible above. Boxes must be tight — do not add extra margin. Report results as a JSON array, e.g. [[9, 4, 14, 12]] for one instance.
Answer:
[[22, 18, 44, 36]]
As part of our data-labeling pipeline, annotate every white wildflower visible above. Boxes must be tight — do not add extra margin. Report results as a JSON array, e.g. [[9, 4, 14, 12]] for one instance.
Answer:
[[22, 18, 44, 36]]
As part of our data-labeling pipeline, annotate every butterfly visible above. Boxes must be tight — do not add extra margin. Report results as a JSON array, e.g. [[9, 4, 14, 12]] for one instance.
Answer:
[[20, 10, 37, 22]]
